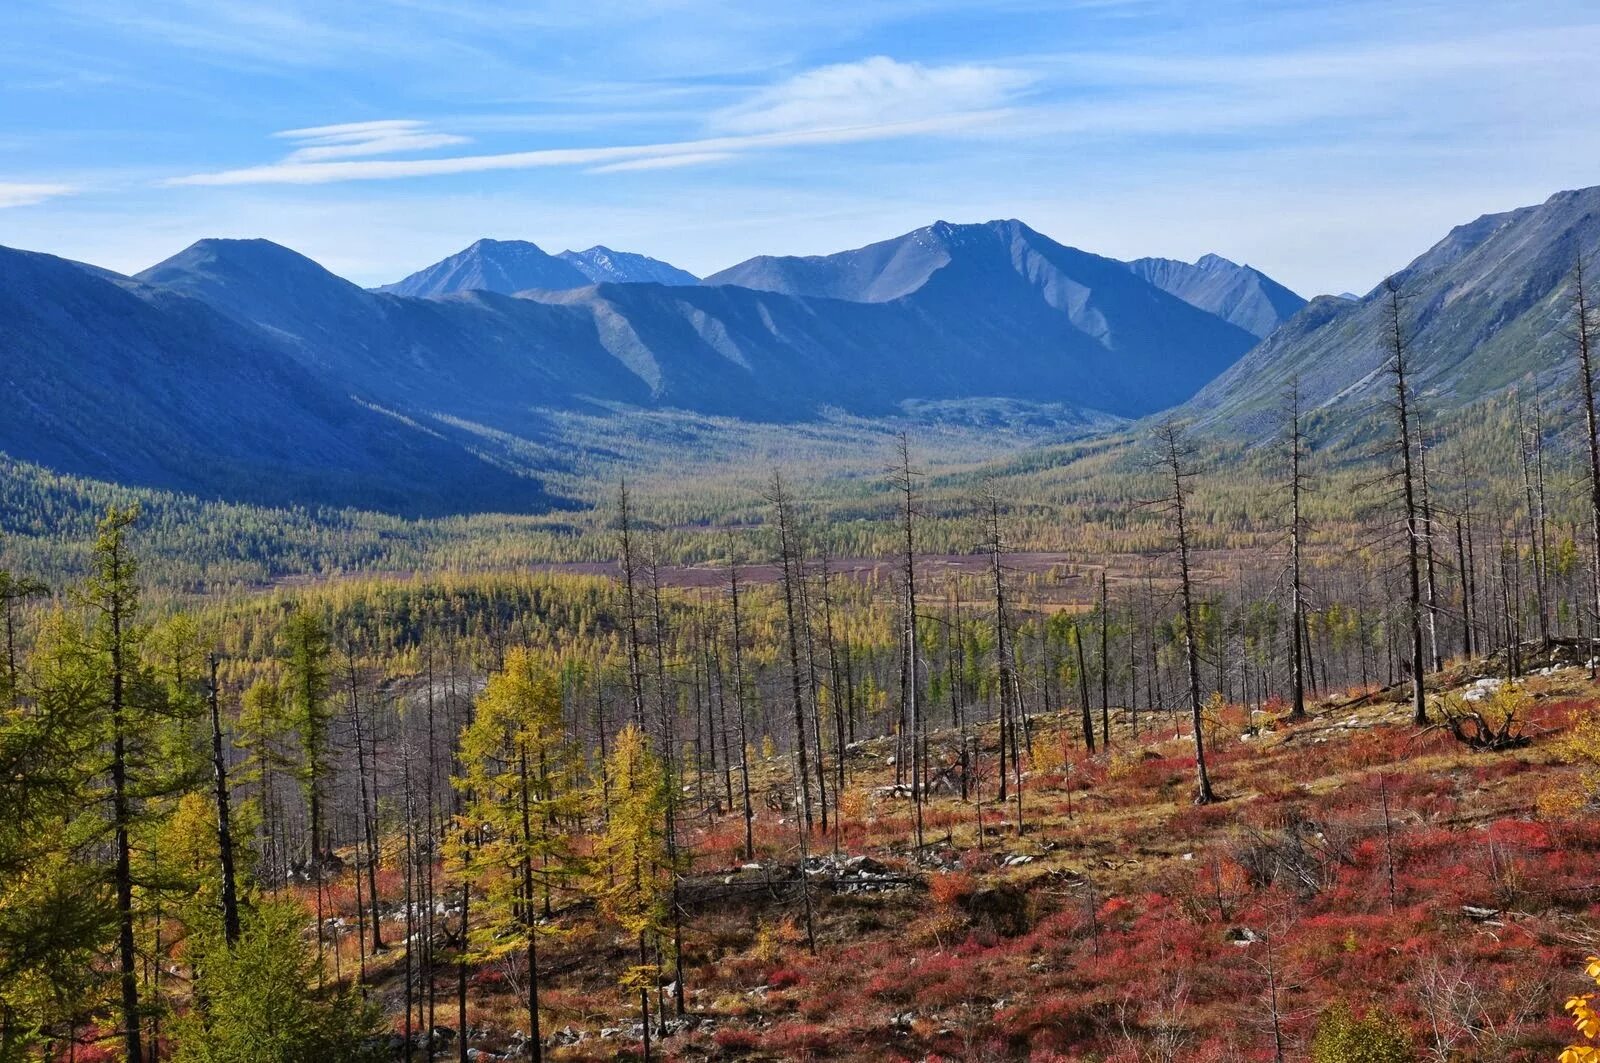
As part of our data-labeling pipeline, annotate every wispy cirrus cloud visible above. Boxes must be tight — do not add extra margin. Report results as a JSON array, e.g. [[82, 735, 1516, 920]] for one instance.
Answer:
[[589, 152, 737, 174], [712, 56, 1033, 135], [164, 57, 1029, 187], [0, 182, 75, 208], [275, 119, 471, 163]]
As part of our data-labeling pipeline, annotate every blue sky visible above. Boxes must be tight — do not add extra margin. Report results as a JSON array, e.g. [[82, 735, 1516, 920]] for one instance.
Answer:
[[3, 0, 1598, 295]]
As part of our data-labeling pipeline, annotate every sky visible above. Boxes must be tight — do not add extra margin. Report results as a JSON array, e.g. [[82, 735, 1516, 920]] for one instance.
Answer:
[[3, 0, 1599, 296]]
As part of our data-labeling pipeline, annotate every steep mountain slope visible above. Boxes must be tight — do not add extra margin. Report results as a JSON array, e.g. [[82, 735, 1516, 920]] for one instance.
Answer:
[[139, 239, 653, 422], [375, 238, 592, 296], [1, 245, 554, 515], [697, 219, 1260, 411], [138, 225, 1257, 422], [1126, 252, 1306, 338], [559, 246, 698, 285], [1182, 186, 1600, 435], [705, 221, 967, 301]]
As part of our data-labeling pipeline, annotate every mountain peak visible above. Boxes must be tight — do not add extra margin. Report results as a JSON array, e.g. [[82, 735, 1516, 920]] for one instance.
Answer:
[[706, 218, 1052, 303], [1195, 252, 1242, 271], [379, 238, 591, 298], [137, 237, 364, 298], [1126, 252, 1305, 339], [558, 245, 698, 286]]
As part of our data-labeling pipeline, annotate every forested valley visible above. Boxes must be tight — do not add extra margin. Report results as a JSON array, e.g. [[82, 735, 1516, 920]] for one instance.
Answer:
[[7, 270, 1600, 1062]]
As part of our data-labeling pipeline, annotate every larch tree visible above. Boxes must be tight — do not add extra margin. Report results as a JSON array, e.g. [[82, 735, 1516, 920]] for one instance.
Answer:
[[282, 609, 333, 865], [0, 608, 114, 1059], [173, 900, 381, 1063], [592, 725, 671, 1063], [0, 568, 47, 709], [235, 678, 291, 891], [81, 505, 147, 1063], [457, 648, 574, 1063]]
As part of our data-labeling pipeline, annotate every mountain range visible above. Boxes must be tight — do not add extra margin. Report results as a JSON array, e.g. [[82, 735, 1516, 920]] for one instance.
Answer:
[[5, 186, 1598, 517], [376, 238, 699, 297], [1, 218, 1272, 511], [1181, 185, 1600, 435]]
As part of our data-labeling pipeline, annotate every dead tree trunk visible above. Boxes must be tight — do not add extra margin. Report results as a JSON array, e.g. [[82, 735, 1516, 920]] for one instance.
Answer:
[[1286, 381, 1310, 721], [208, 656, 242, 946], [1155, 420, 1217, 804], [1383, 277, 1430, 726], [1573, 257, 1600, 667]]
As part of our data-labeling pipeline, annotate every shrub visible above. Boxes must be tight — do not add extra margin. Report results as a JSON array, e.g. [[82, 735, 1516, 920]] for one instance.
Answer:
[[929, 871, 978, 907], [1310, 1003, 1415, 1063], [712, 1026, 761, 1054], [172, 900, 384, 1063], [767, 965, 804, 990]]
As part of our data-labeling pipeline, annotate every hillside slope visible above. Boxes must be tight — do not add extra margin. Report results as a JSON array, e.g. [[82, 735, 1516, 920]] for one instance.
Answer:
[[314, 637, 1599, 1062], [0, 245, 554, 515], [1182, 186, 1600, 435]]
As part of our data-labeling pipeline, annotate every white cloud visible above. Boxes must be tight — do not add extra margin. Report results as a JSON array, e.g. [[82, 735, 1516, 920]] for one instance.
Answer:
[[711, 56, 1032, 135], [273, 119, 471, 162], [167, 111, 1007, 187], [0, 182, 74, 208], [589, 152, 735, 173], [164, 57, 1024, 188]]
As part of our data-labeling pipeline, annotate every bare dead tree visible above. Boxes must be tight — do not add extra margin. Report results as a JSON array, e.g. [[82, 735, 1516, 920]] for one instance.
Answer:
[[1514, 389, 1550, 644], [1571, 257, 1600, 665], [0, 569, 46, 708], [1285, 380, 1310, 721], [766, 470, 814, 833], [1383, 276, 1430, 725], [1099, 570, 1111, 748], [891, 435, 926, 849], [982, 485, 1025, 835], [347, 646, 385, 953], [1417, 415, 1443, 670], [207, 656, 242, 946], [724, 536, 756, 860], [1152, 419, 1217, 804]]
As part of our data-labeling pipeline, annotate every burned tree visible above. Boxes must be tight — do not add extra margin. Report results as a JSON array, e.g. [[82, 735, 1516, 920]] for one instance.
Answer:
[[1383, 276, 1430, 726], [1152, 420, 1217, 804]]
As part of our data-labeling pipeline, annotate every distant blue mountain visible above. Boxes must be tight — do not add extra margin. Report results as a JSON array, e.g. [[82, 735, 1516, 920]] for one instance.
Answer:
[[139, 220, 1258, 423], [1125, 253, 1306, 339], [3, 243, 556, 515], [376, 238, 592, 296], [3, 218, 1279, 512], [374, 238, 701, 296], [560, 245, 698, 286]]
